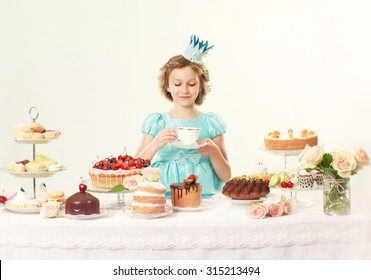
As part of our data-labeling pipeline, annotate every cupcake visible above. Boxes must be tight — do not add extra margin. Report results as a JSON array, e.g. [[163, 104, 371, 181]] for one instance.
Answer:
[[311, 171, 324, 187], [298, 170, 314, 189]]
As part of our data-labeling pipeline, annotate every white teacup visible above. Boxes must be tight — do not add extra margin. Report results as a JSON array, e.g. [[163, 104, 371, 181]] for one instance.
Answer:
[[176, 127, 200, 145]]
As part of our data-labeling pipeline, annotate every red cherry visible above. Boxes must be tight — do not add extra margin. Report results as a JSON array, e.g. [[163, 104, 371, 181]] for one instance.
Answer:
[[143, 159, 151, 167], [122, 162, 129, 170], [280, 182, 288, 188], [264, 179, 270, 186], [287, 181, 294, 188], [79, 183, 87, 192], [0, 195, 7, 204]]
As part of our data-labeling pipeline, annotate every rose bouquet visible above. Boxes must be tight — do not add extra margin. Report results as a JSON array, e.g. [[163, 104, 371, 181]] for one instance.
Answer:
[[299, 145, 369, 179], [299, 145, 369, 215], [247, 195, 293, 219]]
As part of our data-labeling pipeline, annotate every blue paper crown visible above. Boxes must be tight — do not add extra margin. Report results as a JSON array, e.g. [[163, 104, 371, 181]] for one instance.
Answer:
[[183, 34, 214, 63]]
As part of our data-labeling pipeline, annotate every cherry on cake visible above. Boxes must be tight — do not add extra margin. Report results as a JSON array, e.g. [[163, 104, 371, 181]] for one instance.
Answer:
[[170, 174, 202, 208], [89, 154, 151, 190], [65, 183, 100, 215], [222, 176, 270, 200], [131, 182, 167, 214], [264, 129, 318, 151]]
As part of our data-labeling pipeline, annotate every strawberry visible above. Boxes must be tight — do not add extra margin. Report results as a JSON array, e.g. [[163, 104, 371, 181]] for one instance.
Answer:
[[184, 174, 198, 185]]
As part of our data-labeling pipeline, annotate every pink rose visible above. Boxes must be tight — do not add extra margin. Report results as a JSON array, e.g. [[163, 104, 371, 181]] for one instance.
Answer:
[[281, 200, 293, 215], [123, 175, 144, 190], [40, 201, 60, 218], [247, 203, 268, 219], [268, 203, 284, 217], [332, 151, 358, 178], [354, 149, 369, 169]]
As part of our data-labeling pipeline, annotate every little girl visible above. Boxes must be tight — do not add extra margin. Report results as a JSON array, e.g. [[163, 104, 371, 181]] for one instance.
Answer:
[[136, 35, 231, 197]]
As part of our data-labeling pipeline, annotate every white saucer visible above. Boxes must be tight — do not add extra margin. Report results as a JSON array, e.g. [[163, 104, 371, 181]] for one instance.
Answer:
[[172, 200, 211, 212], [126, 205, 173, 219], [14, 138, 60, 144], [4, 167, 67, 178], [5, 206, 41, 214], [61, 208, 108, 220], [171, 140, 208, 149]]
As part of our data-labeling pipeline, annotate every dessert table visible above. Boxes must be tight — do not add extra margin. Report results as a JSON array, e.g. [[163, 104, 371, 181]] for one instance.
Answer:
[[1, 189, 371, 260]]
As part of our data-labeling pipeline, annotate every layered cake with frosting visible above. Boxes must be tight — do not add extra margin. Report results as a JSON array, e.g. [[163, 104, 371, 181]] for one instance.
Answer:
[[89, 154, 151, 190], [170, 175, 202, 208], [131, 182, 167, 214], [264, 129, 318, 151], [222, 176, 270, 200], [65, 183, 100, 215]]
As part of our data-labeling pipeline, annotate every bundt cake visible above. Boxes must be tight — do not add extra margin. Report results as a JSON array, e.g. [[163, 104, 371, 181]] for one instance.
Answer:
[[222, 176, 270, 200]]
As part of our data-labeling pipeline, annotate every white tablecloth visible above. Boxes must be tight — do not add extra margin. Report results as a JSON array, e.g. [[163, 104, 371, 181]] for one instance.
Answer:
[[1, 189, 371, 260]]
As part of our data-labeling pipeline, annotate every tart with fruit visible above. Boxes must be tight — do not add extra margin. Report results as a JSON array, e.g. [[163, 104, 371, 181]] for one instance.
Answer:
[[89, 153, 151, 190], [264, 129, 318, 151]]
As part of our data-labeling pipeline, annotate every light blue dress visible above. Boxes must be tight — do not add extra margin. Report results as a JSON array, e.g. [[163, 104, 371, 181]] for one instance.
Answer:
[[141, 112, 227, 198]]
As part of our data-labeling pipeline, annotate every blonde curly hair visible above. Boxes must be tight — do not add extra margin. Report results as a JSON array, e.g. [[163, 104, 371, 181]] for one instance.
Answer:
[[158, 55, 211, 105]]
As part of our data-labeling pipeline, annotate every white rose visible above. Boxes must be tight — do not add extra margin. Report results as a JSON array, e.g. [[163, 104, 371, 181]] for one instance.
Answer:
[[299, 145, 324, 169], [40, 201, 60, 218]]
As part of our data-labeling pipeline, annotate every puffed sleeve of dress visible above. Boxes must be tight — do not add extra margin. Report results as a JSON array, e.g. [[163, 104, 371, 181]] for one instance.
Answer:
[[203, 112, 227, 139], [140, 113, 166, 138]]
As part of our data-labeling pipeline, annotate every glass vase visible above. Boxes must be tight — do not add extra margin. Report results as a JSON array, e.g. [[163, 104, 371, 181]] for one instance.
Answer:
[[323, 177, 351, 216]]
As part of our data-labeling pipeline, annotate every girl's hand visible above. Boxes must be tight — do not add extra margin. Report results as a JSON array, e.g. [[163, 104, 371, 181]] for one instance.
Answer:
[[154, 128, 178, 149], [197, 138, 219, 156]]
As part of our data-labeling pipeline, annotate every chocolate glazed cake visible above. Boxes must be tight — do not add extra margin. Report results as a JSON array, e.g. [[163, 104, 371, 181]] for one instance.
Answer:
[[222, 176, 270, 200], [65, 191, 100, 215], [170, 182, 202, 208]]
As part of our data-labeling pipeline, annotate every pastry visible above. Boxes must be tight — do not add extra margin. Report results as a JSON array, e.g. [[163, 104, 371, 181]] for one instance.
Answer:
[[25, 161, 48, 172], [5, 187, 41, 208], [47, 191, 65, 204], [264, 129, 318, 151]]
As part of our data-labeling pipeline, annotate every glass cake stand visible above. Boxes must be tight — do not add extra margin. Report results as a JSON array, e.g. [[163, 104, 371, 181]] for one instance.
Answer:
[[281, 186, 323, 208], [260, 147, 302, 171], [87, 182, 132, 210]]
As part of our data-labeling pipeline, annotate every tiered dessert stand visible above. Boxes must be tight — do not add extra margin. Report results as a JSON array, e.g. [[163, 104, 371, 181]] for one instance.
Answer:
[[261, 147, 318, 208], [5, 107, 66, 202]]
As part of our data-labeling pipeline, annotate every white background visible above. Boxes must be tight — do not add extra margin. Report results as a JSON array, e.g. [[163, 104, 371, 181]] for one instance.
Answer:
[[1, 0, 370, 212]]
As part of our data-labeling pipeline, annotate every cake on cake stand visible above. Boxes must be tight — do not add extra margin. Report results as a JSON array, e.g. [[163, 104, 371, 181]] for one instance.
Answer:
[[87, 183, 133, 210]]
